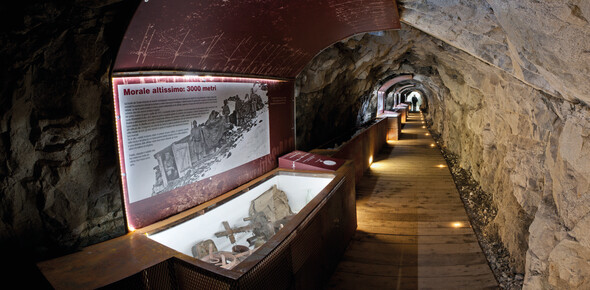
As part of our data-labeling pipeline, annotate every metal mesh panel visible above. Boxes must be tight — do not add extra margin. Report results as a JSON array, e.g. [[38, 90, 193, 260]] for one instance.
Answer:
[[290, 216, 323, 273], [239, 233, 295, 290], [292, 181, 353, 290], [172, 258, 236, 290], [100, 259, 176, 290], [99, 176, 353, 290]]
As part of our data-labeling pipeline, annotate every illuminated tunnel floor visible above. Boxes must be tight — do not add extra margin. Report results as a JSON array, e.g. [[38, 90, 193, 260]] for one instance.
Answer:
[[326, 112, 498, 289]]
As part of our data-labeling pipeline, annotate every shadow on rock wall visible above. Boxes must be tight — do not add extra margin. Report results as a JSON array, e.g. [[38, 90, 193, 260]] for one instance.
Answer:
[[295, 30, 420, 150], [1, 0, 141, 285]]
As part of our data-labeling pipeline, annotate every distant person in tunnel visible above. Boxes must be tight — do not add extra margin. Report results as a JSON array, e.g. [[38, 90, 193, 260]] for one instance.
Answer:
[[412, 96, 418, 112]]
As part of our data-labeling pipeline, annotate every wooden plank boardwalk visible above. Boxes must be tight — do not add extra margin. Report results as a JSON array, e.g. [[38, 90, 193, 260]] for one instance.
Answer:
[[326, 112, 498, 289]]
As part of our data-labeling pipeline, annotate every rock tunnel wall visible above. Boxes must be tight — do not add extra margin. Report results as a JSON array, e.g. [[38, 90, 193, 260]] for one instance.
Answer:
[[1, 0, 135, 264], [417, 39, 590, 289], [399, 0, 590, 106], [295, 29, 423, 150], [296, 23, 590, 289], [398, 1, 590, 288]]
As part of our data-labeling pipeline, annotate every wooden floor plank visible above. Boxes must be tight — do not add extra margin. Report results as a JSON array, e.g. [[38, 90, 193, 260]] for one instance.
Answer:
[[351, 232, 480, 245], [343, 240, 486, 255], [326, 112, 497, 289], [327, 271, 498, 290], [356, 219, 473, 229], [356, 200, 469, 212], [355, 225, 475, 236], [335, 261, 496, 278], [355, 211, 470, 222]]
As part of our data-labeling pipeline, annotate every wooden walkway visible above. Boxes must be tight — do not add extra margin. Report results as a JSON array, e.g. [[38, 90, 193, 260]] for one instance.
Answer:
[[326, 112, 498, 289]]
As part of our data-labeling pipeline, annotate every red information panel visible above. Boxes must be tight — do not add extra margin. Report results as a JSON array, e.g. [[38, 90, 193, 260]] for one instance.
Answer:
[[112, 74, 294, 229], [278, 151, 345, 172]]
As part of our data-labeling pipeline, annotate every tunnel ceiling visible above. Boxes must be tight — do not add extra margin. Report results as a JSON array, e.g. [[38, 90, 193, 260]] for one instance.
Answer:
[[398, 0, 590, 106], [114, 0, 401, 78]]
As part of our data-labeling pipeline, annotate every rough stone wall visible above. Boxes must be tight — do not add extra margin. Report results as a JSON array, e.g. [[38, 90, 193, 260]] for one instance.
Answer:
[[296, 22, 590, 289], [295, 29, 423, 150], [414, 37, 590, 289], [396, 1, 590, 288], [399, 0, 590, 106], [1, 0, 138, 275]]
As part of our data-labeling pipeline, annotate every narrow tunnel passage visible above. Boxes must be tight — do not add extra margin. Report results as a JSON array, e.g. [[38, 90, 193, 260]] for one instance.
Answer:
[[326, 112, 497, 289]]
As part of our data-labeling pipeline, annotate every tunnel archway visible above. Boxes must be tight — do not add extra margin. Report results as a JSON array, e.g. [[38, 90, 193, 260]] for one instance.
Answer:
[[375, 74, 429, 116], [375, 74, 413, 115]]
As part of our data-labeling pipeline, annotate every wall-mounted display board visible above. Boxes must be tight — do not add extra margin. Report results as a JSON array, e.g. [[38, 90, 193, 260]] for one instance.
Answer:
[[112, 75, 295, 229]]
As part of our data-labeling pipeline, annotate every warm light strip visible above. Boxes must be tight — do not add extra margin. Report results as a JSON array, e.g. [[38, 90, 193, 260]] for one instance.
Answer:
[[112, 70, 291, 82], [111, 78, 135, 232], [112, 74, 285, 85], [452, 222, 463, 228]]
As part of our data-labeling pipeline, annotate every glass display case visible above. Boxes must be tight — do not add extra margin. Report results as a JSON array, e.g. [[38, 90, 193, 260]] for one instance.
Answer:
[[114, 164, 358, 289], [37, 164, 356, 290], [146, 172, 335, 270]]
